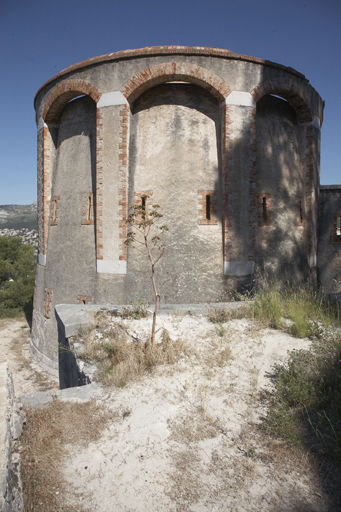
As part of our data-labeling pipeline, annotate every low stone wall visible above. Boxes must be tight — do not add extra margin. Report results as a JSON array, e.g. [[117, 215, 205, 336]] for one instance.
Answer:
[[0, 363, 24, 512], [55, 302, 250, 389]]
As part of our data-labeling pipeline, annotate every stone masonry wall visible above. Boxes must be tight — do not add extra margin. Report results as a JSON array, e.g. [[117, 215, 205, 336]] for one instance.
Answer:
[[31, 46, 326, 372], [318, 186, 341, 297]]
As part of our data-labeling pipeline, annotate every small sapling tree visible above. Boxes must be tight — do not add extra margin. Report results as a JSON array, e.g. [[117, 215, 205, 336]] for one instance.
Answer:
[[125, 195, 168, 346]]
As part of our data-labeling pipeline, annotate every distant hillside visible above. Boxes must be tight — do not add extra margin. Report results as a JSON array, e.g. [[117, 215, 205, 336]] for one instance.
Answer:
[[0, 202, 37, 230], [0, 202, 38, 252]]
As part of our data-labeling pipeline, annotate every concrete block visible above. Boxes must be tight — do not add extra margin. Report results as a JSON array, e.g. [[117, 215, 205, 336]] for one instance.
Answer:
[[224, 261, 254, 276], [37, 253, 46, 266], [97, 91, 129, 108], [225, 91, 256, 107], [97, 259, 127, 274]]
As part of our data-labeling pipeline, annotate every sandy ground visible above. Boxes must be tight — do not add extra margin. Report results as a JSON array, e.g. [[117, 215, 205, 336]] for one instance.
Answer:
[[0, 317, 58, 396], [0, 314, 335, 511]]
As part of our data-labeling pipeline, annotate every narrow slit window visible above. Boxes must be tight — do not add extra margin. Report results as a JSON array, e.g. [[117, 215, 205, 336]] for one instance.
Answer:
[[337, 216, 341, 236], [134, 192, 153, 220], [262, 196, 267, 223], [259, 193, 271, 226], [141, 195, 146, 220], [300, 201, 303, 224], [198, 191, 217, 225], [88, 195, 93, 222], [206, 194, 211, 221]]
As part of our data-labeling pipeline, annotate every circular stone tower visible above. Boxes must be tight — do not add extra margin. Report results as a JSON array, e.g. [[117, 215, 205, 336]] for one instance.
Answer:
[[31, 46, 324, 374]]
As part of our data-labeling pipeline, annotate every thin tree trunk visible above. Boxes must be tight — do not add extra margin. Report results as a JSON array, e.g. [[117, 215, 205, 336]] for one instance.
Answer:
[[144, 230, 158, 345]]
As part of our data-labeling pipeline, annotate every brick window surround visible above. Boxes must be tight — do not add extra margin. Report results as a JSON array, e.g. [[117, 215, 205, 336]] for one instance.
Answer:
[[77, 295, 92, 304], [133, 191, 154, 217], [297, 198, 304, 226], [198, 191, 218, 225], [258, 193, 272, 226], [44, 288, 52, 318], [81, 193, 95, 225], [331, 215, 341, 242], [50, 196, 60, 226]]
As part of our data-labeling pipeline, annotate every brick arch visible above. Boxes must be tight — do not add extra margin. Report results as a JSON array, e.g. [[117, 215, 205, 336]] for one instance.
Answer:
[[251, 78, 313, 123], [43, 79, 102, 124], [121, 62, 231, 104]]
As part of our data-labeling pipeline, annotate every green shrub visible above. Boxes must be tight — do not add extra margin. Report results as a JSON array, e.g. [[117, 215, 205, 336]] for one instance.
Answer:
[[0, 236, 36, 319], [266, 326, 341, 465], [121, 299, 149, 319]]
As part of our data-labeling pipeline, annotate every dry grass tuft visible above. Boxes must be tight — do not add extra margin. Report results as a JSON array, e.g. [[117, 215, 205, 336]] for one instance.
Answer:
[[204, 342, 233, 368], [169, 411, 224, 444], [207, 304, 251, 324], [10, 333, 56, 390], [169, 449, 203, 508], [20, 400, 113, 512], [78, 319, 189, 387]]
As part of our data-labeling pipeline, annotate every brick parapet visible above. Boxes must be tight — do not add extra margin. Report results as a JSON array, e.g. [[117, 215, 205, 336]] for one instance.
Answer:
[[35, 46, 312, 105]]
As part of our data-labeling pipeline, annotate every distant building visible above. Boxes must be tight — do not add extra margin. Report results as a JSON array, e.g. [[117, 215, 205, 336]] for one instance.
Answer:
[[31, 46, 341, 375]]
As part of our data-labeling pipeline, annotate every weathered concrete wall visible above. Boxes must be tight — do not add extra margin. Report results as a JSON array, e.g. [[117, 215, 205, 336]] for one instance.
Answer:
[[32, 46, 325, 373], [318, 186, 341, 297], [32, 96, 97, 368], [255, 95, 308, 282], [127, 83, 223, 303]]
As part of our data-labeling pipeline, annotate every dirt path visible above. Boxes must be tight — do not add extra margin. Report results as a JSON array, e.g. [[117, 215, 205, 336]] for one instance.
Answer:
[[62, 315, 332, 512], [0, 315, 336, 512], [0, 317, 58, 397]]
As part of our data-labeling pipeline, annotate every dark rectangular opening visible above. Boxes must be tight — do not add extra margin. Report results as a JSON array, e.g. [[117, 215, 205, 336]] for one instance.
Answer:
[[262, 196, 267, 223], [206, 195, 211, 221]]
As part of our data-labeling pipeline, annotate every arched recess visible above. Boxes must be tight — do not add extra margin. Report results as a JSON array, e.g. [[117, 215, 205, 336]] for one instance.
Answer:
[[116, 63, 231, 274], [121, 62, 231, 104], [251, 78, 313, 123], [252, 78, 320, 275], [42, 79, 102, 124], [39, 80, 102, 260]]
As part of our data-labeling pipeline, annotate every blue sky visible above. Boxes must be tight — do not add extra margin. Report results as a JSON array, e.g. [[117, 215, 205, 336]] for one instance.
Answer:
[[0, 0, 340, 204]]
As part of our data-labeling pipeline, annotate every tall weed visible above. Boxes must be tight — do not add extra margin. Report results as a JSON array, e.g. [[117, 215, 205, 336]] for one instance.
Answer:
[[266, 326, 341, 466], [252, 287, 283, 329], [252, 284, 340, 337]]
